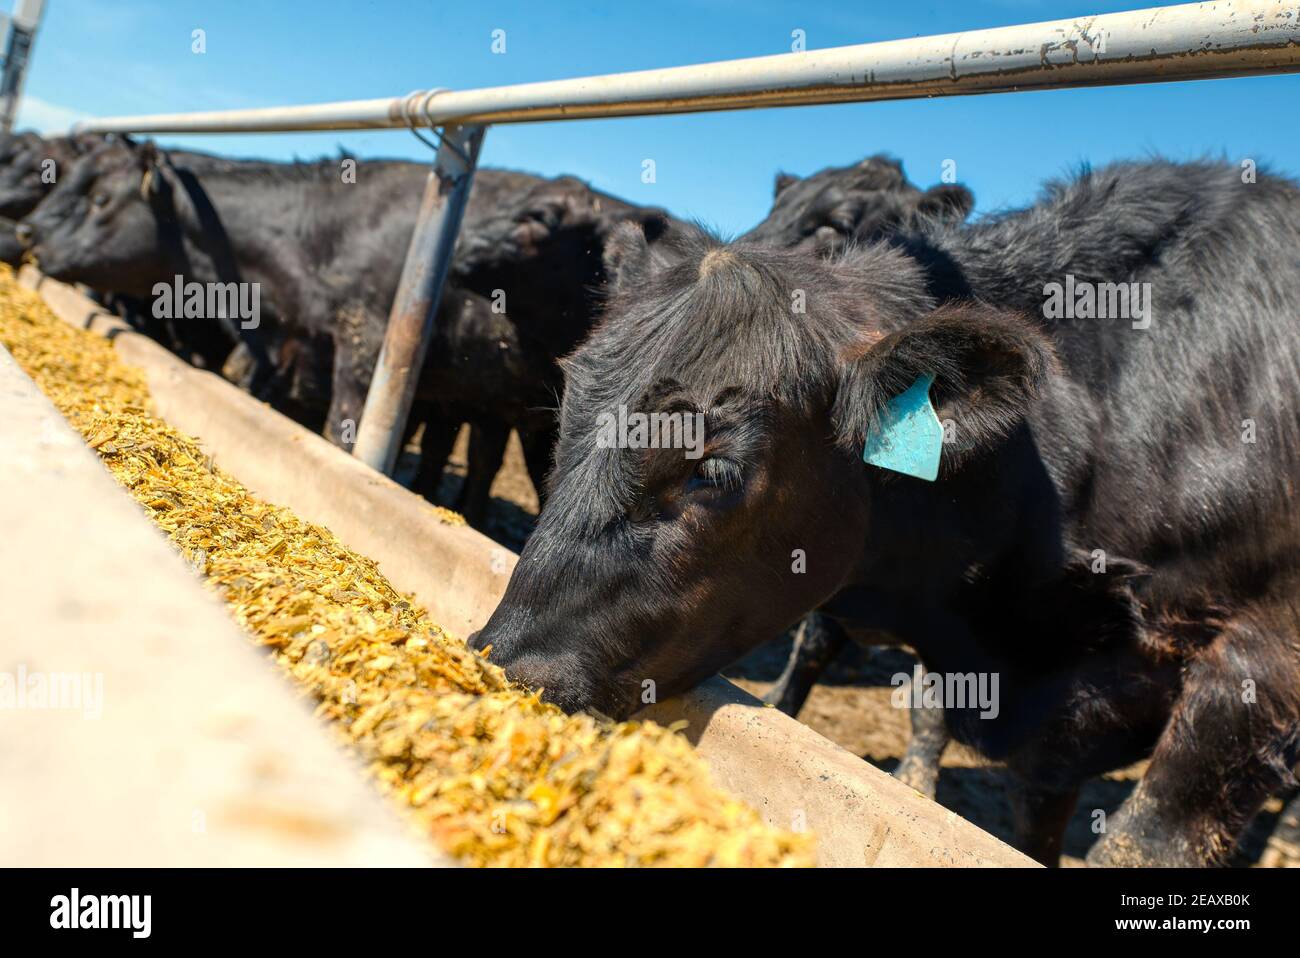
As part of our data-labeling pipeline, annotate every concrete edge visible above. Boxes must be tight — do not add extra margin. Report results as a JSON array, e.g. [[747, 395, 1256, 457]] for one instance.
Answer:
[[0, 339, 446, 867]]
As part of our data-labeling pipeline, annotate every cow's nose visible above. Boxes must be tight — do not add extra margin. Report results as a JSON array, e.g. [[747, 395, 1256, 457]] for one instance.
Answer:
[[498, 653, 594, 713], [468, 622, 590, 706], [14, 223, 33, 247]]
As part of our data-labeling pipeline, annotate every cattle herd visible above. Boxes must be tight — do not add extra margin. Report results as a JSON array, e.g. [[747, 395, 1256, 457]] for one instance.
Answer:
[[4, 129, 1298, 868]]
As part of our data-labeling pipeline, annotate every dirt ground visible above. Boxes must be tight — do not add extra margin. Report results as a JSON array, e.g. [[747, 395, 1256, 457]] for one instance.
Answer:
[[415, 428, 1300, 868]]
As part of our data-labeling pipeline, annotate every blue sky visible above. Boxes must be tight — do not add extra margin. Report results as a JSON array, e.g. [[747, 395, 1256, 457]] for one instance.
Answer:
[[13, 0, 1299, 234]]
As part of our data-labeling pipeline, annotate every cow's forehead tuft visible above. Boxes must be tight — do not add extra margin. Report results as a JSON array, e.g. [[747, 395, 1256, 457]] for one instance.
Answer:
[[697, 247, 736, 278], [573, 244, 844, 416]]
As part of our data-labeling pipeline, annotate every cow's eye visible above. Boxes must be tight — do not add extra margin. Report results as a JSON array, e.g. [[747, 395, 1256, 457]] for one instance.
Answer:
[[92, 192, 110, 208], [689, 457, 741, 491]]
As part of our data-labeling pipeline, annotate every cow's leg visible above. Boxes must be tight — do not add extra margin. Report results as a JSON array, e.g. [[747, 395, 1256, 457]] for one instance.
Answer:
[[248, 332, 303, 411], [221, 341, 255, 388], [894, 696, 950, 799], [761, 612, 848, 716], [323, 305, 389, 449], [325, 347, 367, 448], [412, 414, 460, 502], [456, 421, 510, 529], [281, 332, 333, 434], [1087, 603, 1300, 867], [1009, 778, 1080, 866]]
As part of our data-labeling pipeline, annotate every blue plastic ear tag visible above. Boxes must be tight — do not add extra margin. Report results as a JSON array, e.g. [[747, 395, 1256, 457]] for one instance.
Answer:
[[862, 373, 942, 481]]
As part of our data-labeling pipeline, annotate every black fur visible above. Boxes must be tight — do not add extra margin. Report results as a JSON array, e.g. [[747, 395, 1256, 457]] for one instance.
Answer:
[[741, 154, 974, 255]]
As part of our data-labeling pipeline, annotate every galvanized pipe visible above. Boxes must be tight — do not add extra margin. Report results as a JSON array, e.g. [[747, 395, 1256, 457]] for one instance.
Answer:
[[352, 124, 485, 474], [74, 1, 1300, 135]]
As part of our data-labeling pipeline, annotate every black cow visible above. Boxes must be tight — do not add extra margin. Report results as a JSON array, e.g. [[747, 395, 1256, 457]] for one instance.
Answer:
[[0, 130, 46, 213], [0, 130, 41, 163], [18, 138, 490, 495], [0, 134, 99, 219], [471, 159, 1300, 866], [439, 174, 674, 517], [19, 139, 279, 389], [0, 133, 100, 265], [740, 155, 973, 255], [218, 159, 673, 524]]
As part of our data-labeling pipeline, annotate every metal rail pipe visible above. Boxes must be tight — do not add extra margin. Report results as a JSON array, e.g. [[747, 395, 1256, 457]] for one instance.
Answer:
[[352, 124, 485, 473], [74, 1, 1300, 135]]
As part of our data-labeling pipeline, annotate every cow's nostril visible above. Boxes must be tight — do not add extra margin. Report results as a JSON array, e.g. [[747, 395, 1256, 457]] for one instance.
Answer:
[[14, 223, 33, 247], [466, 629, 487, 652]]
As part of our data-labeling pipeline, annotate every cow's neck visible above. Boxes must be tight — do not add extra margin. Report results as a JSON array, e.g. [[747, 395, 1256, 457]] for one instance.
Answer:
[[832, 426, 1070, 664], [168, 166, 342, 318]]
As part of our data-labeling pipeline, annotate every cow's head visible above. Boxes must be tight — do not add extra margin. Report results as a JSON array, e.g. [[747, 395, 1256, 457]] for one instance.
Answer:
[[0, 134, 99, 223], [451, 174, 671, 351], [470, 224, 1051, 718], [0, 224, 23, 266], [0, 133, 75, 265], [20, 138, 184, 297], [0, 132, 42, 222], [741, 155, 974, 256], [0, 131, 41, 165]]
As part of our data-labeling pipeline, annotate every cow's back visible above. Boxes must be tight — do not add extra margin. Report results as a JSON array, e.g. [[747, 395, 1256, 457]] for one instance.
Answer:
[[950, 161, 1300, 599]]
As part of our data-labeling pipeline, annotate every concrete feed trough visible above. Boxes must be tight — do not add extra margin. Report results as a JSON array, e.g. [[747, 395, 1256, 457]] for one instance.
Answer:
[[4, 267, 1035, 867]]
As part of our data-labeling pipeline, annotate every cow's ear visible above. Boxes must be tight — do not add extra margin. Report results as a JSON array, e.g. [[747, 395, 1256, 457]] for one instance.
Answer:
[[595, 205, 669, 244], [774, 172, 799, 197], [137, 142, 177, 202], [832, 305, 1054, 476], [602, 220, 655, 292], [637, 209, 670, 244], [136, 140, 158, 168], [916, 184, 974, 224]]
